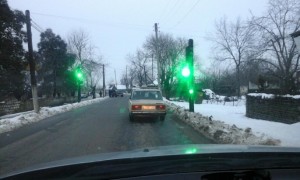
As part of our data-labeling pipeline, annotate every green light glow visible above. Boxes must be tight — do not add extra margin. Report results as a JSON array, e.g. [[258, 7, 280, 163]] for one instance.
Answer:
[[184, 148, 197, 154], [77, 72, 82, 78], [181, 66, 190, 77], [119, 107, 126, 113], [189, 89, 194, 94]]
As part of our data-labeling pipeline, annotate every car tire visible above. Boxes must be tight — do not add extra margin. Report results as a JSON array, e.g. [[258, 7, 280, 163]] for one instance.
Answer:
[[159, 115, 165, 121]]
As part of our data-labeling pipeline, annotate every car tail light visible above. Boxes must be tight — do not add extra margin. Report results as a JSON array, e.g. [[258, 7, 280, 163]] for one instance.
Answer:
[[132, 105, 142, 110], [156, 105, 166, 110]]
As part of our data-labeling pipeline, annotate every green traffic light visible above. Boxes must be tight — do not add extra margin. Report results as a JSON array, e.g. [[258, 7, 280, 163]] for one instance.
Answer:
[[77, 72, 83, 79], [189, 89, 194, 94], [181, 66, 190, 77]]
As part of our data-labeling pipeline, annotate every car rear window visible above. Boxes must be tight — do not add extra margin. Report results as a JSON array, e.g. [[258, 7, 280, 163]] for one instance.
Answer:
[[131, 91, 163, 100]]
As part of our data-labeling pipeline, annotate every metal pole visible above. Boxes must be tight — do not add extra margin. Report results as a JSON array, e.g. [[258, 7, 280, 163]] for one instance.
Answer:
[[187, 39, 194, 112], [144, 65, 147, 85], [77, 82, 81, 102], [152, 54, 154, 82], [103, 64, 105, 96], [126, 65, 128, 89], [114, 69, 117, 86], [154, 23, 161, 89]]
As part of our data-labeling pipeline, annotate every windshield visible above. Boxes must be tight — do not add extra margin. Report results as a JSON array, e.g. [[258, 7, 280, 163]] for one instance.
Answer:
[[131, 90, 163, 100], [1, 0, 300, 177]]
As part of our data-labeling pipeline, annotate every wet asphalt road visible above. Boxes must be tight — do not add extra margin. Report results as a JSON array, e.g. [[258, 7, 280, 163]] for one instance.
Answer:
[[0, 96, 214, 175]]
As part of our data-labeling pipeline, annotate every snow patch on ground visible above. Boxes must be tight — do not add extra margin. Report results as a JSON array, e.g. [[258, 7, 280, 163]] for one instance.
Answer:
[[166, 101, 281, 146], [0, 97, 108, 134], [247, 93, 275, 98], [248, 93, 300, 99]]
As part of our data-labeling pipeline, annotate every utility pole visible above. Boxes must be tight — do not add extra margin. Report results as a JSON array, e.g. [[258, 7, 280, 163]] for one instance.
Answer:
[[126, 65, 128, 89], [154, 23, 161, 89], [152, 54, 154, 82], [25, 10, 39, 113], [114, 69, 117, 86], [144, 66, 147, 85], [103, 64, 105, 96]]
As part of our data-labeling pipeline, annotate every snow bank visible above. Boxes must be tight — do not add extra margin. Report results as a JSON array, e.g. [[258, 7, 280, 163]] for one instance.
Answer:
[[248, 93, 300, 99], [281, 94, 300, 99], [172, 101, 300, 146], [166, 101, 281, 146], [247, 93, 274, 99], [0, 97, 108, 134]]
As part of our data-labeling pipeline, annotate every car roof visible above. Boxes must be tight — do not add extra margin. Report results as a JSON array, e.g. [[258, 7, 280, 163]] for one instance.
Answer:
[[132, 89, 160, 92]]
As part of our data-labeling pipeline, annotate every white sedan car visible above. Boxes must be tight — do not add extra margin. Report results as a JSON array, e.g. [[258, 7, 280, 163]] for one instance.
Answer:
[[128, 89, 166, 121]]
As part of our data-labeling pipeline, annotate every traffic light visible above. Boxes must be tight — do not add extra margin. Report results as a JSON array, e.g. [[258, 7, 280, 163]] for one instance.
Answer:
[[74, 67, 84, 103], [177, 40, 194, 112], [75, 69, 83, 80], [186, 39, 194, 112], [75, 67, 84, 82], [76, 71, 83, 79], [181, 66, 191, 77]]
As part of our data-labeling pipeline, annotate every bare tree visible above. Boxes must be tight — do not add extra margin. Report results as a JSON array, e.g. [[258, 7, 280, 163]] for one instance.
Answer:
[[120, 67, 136, 89], [250, 0, 300, 93], [67, 29, 103, 98], [208, 17, 256, 97], [144, 33, 186, 99], [126, 50, 152, 87], [67, 29, 90, 63]]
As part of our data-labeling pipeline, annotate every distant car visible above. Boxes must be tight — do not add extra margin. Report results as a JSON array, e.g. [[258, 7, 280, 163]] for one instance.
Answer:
[[109, 89, 117, 97], [81, 93, 89, 98], [224, 96, 238, 102], [116, 90, 126, 97], [128, 89, 166, 121]]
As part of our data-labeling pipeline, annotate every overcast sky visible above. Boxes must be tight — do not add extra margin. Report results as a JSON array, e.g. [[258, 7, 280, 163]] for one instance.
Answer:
[[8, 0, 268, 84]]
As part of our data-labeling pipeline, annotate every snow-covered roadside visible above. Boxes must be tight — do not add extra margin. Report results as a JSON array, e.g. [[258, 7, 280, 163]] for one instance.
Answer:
[[166, 100, 282, 146], [0, 97, 108, 134]]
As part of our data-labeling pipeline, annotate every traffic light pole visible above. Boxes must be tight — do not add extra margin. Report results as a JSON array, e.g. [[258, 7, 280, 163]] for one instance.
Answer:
[[103, 64, 105, 97], [77, 82, 81, 103], [186, 39, 194, 112], [76, 67, 83, 103]]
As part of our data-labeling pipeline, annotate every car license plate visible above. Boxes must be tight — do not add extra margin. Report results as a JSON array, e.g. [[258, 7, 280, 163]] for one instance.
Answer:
[[142, 106, 155, 110]]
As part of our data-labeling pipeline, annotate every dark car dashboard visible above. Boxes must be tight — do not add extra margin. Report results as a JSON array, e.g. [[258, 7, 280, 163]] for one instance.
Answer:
[[2, 151, 300, 180]]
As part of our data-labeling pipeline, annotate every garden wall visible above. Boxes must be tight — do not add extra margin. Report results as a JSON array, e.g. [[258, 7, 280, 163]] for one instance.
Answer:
[[246, 94, 300, 124]]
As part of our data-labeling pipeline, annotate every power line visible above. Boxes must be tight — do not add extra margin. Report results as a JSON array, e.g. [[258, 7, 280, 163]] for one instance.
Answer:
[[160, 0, 182, 24], [32, 12, 91, 22], [31, 20, 44, 31], [163, 0, 186, 24], [158, 0, 172, 21], [169, 0, 201, 30], [31, 12, 151, 31], [31, 23, 43, 33], [30, 19, 44, 33]]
